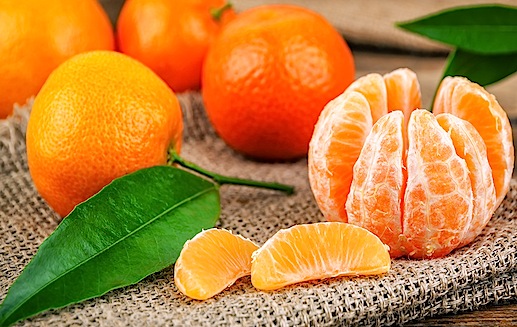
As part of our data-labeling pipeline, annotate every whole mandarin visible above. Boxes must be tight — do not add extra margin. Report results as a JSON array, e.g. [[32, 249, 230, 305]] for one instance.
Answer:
[[26, 51, 183, 217], [202, 4, 355, 160], [117, 0, 235, 92], [0, 0, 114, 118]]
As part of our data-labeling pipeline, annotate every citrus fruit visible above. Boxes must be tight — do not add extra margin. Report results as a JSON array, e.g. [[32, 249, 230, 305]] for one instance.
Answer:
[[117, 0, 235, 92], [308, 69, 513, 259], [26, 51, 183, 218], [0, 0, 114, 118], [175, 229, 259, 300], [202, 4, 355, 160], [251, 222, 390, 291]]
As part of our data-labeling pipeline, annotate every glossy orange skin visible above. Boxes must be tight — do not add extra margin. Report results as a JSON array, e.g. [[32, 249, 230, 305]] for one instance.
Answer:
[[26, 51, 183, 217], [117, 0, 235, 92], [202, 5, 355, 160], [0, 0, 114, 118]]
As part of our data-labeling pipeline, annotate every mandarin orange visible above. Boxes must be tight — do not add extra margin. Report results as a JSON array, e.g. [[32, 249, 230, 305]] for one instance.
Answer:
[[26, 51, 183, 217], [309, 69, 513, 259], [0, 0, 114, 118], [117, 0, 235, 92], [202, 4, 354, 160]]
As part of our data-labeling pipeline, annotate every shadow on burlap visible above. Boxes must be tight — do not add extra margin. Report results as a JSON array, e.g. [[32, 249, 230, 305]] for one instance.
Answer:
[[1, 94, 517, 326]]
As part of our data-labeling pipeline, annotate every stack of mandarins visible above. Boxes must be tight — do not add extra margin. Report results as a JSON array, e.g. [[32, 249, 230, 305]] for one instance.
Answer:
[[16, 1, 357, 219]]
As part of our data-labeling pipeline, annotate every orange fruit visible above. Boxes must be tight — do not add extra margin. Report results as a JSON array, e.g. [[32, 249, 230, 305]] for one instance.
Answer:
[[117, 0, 235, 92], [202, 4, 355, 160], [174, 228, 259, 300], [0, 0, 114, 118], [251, 222, 390, 291], [308, 69, 513, 259], [26, 51, 183, 218]]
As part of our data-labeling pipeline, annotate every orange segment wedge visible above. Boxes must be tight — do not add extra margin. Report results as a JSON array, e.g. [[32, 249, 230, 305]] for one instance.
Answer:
[[433, 77, 514, 205], [346, 73, 388, 124], [403, 110, 473, 258], [251, 222, 390, 291], [174, 229, 259, 300], [346, 110, 406, 258], [436, 113, 497, 247], [384, 68, 422, 119], [308, 91, 373, 222]]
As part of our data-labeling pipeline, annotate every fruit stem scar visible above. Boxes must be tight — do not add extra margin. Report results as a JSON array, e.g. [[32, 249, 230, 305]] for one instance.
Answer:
[[167, 148, 295, 194], [210, 2, 233, 22]]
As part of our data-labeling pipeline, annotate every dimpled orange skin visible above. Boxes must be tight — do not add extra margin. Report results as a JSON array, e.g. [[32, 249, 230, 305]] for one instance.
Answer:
[[0, 0, 114, 118], [117, 0, 235, 93], [202, 5, 355, 160], [26, 51, 183, 218]]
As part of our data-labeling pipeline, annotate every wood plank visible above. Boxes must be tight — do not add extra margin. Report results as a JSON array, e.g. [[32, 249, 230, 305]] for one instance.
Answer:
[[405, 303, 517, 326]]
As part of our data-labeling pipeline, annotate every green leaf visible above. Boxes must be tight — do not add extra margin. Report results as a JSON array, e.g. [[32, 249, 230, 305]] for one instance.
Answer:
[[442, 48, 517, 86], [397, 5, 517, 54], [0, 166, 220, 327]]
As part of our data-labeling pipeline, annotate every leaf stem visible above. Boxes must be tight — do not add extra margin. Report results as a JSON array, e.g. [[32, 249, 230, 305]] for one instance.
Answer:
[[210, 2, 233, 22], [168, 149, 294, 195]]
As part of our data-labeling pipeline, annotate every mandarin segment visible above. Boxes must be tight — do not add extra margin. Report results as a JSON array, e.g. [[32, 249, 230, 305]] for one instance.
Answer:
[[436, 114, 497, 247], [175, 229, 259, 300], [308, 91, 373, 222], [403, 110, 473, 258], [346, 111, 406, 257], [432, 77, 459, 115], [433, 77, 514, 206], [383, 68, 422, 119], [345, 73, 388, 124], [251, 223, 390, 291]]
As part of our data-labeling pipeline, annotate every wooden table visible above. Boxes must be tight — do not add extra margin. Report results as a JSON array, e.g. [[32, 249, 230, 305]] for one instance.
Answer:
[[98, 1, 517, 324]]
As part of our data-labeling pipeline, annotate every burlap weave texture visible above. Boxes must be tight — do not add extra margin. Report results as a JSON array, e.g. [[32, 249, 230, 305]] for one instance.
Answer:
[[1, 95, 517, 326]]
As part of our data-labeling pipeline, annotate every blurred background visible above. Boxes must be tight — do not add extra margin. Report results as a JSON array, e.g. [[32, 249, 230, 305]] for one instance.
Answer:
[[100, 0, 517, 167]]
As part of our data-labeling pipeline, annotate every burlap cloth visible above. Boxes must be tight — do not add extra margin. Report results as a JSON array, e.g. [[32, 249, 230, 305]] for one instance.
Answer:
[[234, 0, 517, 54], [1, 94, 517, 326]]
